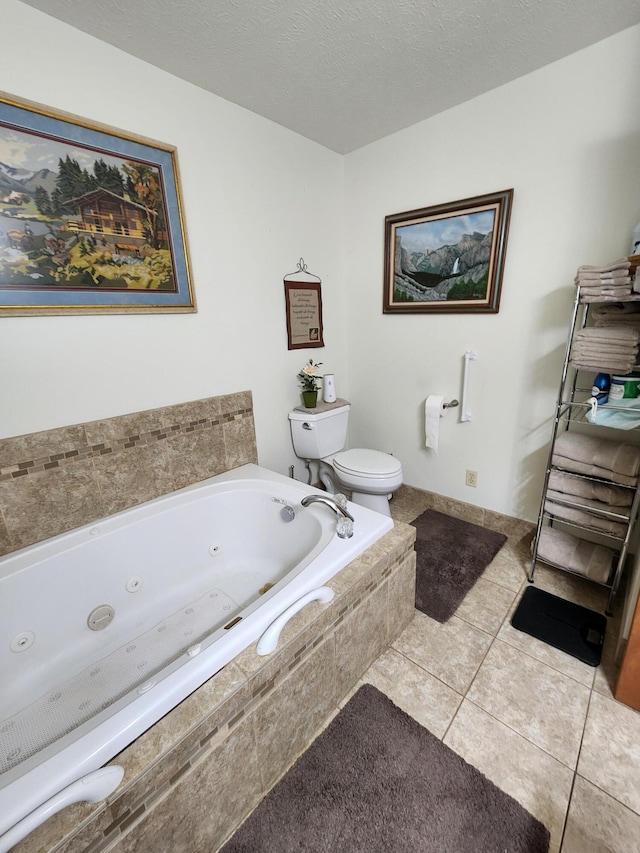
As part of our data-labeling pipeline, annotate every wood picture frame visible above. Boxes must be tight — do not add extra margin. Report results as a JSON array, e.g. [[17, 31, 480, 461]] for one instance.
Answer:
[[284, 280, 324, 350], [383, 189, 513, 314]]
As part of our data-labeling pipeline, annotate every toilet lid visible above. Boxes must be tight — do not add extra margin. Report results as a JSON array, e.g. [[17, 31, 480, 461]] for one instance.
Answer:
[[333, 448, 402, 478]]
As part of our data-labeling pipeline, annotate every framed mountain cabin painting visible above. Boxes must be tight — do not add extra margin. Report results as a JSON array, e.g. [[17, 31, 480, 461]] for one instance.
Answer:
[[0, 91, 195, 315]]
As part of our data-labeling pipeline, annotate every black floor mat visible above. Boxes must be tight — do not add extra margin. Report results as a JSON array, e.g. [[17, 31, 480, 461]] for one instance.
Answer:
[[511, 586, 606, 667]]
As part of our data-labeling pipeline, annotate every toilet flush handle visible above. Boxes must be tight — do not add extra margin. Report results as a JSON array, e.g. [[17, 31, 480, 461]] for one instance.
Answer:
[[302, 422, 314, 430]]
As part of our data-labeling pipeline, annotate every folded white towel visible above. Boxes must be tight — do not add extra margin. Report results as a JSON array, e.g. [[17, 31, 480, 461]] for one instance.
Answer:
[[547, 470, 633, 506], [570, 332, 639, 368], [552, 453, 638, 486], [575, 268, 630, 278], [546, 488, 630, 516], [544, 496, 627, 537], [553, 431, 640, 480], [577, 289, 632, 300], [571, 347, 638, 364], [535, 527, 613, 583], [570, 359, 637, 373], [571, 359, 637, 372], [572, 341, 639, 354], [577, 258, 631, 274], [571, 357, 637, 372], [574, 326, 640, 344], [582, 294, 637, 303], [575, 274, 631, 285], [579, 281, 631, 299]]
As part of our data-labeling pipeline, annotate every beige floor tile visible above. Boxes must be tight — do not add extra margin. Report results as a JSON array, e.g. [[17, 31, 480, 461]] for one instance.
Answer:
[[497, 598, 596, 688], [578, 691, 640, 815], [467, 640, 590, 768], [562, 775, 640, 853], [592, 631, 621, 700], [481, 544, 529, 592], [455, 576, 517, 635], [386, 484, 636, 847], [392, 611, 492, 694], [445, 700, 572, 853], [358, 647, 462, 738]]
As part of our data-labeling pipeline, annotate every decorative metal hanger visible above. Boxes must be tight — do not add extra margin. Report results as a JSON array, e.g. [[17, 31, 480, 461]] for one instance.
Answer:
[[284, 257, 322, 282]]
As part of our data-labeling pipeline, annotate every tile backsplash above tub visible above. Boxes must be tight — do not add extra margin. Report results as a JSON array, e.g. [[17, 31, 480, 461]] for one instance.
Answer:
[[0, 392, 257, 557]]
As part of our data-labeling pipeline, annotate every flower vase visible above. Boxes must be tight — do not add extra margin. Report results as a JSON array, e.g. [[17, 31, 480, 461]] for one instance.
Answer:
[[302, 390, 318, 408]]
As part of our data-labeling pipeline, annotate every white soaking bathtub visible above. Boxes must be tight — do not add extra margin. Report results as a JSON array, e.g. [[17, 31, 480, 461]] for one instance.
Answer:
[[0, 463, 393, 849]]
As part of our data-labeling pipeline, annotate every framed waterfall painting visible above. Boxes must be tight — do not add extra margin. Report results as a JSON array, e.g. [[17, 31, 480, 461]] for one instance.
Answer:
[[383, 189, 513, 314], [0, 91, 195, 315]]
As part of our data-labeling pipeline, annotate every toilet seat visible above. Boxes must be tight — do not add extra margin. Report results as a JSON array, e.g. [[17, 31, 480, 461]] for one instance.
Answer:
[[333, 448, 402, 479]]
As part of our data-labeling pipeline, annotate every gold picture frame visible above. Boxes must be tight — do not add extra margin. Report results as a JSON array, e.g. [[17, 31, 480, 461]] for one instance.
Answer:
[[0, 91, 195, 315]]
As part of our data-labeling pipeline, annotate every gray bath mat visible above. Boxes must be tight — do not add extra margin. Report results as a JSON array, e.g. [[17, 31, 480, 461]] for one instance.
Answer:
[[412, 509, 507, 622], [221, 684, 549, 852]]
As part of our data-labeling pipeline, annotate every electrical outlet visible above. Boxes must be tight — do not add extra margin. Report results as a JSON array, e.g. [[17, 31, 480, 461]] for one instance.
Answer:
[[465, 469, 478, 488]]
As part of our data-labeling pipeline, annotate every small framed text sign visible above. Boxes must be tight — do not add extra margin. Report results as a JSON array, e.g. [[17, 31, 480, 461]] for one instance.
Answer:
[[284, 260, 324, 349]]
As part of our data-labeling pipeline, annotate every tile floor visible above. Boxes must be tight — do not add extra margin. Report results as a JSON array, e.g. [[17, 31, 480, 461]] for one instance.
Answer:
[[350, 490, 640, 853]]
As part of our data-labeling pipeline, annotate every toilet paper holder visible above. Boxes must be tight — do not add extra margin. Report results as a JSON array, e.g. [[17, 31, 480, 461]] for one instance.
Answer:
[[444, 399, 459, 408]]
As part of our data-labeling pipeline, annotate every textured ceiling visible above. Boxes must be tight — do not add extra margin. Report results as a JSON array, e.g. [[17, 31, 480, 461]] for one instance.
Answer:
[[18, 0, 640, 153]]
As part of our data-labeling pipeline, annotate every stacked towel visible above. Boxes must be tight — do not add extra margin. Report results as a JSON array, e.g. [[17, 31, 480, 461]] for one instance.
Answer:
[[552, 431, 640, 487], [547, 470, 633, 507], [534, 527, 614, 584], [544, 492, 628, 537], [592, 302, 640, 328], [546, 468, 631, 537], [581, 293, 635, 303], [576, 257, 630, 276], [575, 258, 633, 300], [569, 325, 640, 373]]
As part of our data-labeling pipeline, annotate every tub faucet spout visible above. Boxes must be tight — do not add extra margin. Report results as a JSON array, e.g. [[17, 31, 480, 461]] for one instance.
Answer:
[[300, 495, 354, 539]]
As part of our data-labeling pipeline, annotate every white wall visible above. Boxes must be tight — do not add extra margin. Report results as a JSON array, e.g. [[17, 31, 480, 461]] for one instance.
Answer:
[[344, 25, 640, 520], [1, 0, 345, 482], [4, 3, 640, 522]]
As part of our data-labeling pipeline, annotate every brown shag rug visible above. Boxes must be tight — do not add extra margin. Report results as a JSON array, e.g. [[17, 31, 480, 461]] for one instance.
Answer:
[[221, 684, 549, 852], [412, 509, 507, 622]]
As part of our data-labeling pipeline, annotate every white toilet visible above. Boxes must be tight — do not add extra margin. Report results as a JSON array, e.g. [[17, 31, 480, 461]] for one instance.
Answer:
[[288, 403, 403, 517]]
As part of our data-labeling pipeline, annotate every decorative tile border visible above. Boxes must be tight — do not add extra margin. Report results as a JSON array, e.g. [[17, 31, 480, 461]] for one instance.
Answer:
[[0, 393, 257, 557], [0, 408, 252, 482]]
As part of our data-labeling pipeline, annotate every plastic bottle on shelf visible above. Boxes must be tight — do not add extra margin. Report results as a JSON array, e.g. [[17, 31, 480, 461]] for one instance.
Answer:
[[591, 372, 610, 404]]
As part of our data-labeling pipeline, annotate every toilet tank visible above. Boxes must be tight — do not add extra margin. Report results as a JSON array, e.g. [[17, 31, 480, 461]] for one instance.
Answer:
[[288, 404, 350, 459]]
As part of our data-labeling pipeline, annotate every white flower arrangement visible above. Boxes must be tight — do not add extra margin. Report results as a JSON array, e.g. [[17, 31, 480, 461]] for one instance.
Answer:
[[297, 359, 323, 392]]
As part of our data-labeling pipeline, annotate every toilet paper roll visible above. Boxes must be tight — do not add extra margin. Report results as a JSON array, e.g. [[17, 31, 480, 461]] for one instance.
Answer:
[[425, 395, 450, 452]]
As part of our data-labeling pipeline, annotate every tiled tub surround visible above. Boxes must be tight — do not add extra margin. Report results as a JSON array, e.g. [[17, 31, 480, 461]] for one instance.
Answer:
[[10, 522, 416, 853], [2, 463, 398, 842], [0, 398, 544, 852], [0, 391, 257, 557]]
